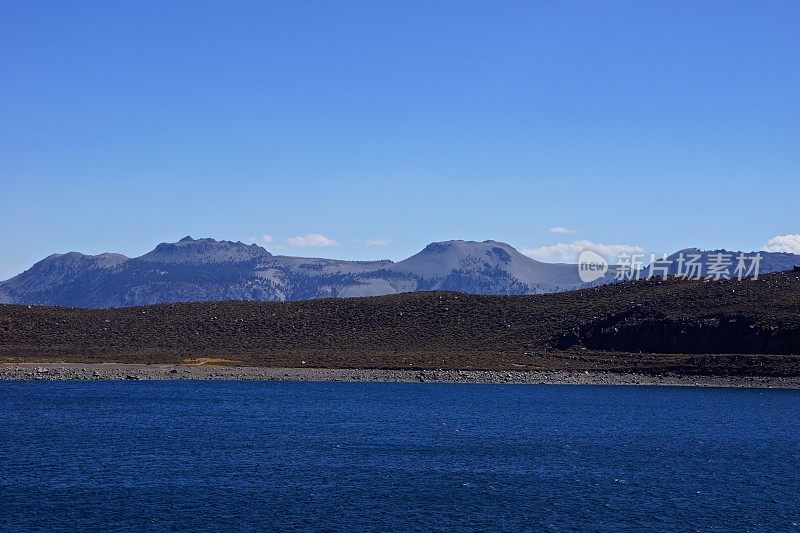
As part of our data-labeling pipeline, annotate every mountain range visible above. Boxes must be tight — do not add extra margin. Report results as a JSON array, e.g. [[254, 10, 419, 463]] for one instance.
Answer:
[[1, 237, 798, 308]]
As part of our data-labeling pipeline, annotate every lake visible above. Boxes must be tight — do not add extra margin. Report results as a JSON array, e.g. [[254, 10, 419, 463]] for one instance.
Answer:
[[0, 381, 798, 531]]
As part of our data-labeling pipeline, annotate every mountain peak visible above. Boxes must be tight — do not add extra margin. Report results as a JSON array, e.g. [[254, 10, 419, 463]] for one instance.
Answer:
[[39, 251, 128, 266], [395, 239, 532, 275], [420, 239, 516, 251], [141, 237, 272, 263]]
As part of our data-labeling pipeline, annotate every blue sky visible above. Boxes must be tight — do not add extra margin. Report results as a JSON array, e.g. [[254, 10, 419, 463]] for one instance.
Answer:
[[1, 0, 798, 279]]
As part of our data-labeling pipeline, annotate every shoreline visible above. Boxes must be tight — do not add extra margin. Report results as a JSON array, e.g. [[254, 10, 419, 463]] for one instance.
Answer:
[[1, 363, 799, 389]]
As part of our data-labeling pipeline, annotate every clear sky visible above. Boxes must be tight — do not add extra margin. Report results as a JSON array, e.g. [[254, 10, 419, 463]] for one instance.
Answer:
[[1, 0, 798, 279]]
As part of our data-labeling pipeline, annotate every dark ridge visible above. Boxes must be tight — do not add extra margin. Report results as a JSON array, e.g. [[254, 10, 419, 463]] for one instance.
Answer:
[[1, 272, 798, 376]]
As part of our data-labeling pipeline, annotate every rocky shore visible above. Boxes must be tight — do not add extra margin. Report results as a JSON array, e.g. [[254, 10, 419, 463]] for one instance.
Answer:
[[1, 363, 798, 389]]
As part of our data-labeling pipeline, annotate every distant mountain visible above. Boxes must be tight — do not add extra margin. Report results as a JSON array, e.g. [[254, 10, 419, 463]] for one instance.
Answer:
[[1, 237, 798, 308], [0, 237, 588, 307], [0, 252, 128, 306], [389, 240, 585, 293]]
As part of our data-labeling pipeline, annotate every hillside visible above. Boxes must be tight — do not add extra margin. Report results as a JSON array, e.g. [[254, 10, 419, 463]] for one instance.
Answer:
[[1, 271, 799, 376]]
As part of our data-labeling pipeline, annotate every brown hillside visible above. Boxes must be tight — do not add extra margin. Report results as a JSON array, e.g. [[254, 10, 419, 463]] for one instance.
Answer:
[[1, 272, 799, 376]]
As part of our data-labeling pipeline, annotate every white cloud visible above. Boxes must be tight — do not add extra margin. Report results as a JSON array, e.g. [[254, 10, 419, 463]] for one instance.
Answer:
[[286, 233, 338, 247], [548, 226, 576, 234], [763, 234, 800, 254], [523, 240, 645, 263], [365, 238, 392, 246], [247, 234, 274, 246]]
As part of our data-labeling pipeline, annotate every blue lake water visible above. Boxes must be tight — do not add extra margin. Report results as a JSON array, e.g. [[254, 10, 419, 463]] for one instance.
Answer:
[[0, 381, 798, 531]]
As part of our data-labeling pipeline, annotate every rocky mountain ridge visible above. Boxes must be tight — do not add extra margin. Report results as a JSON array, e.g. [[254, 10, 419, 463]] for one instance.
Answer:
[[1, 237, 797, 308]]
